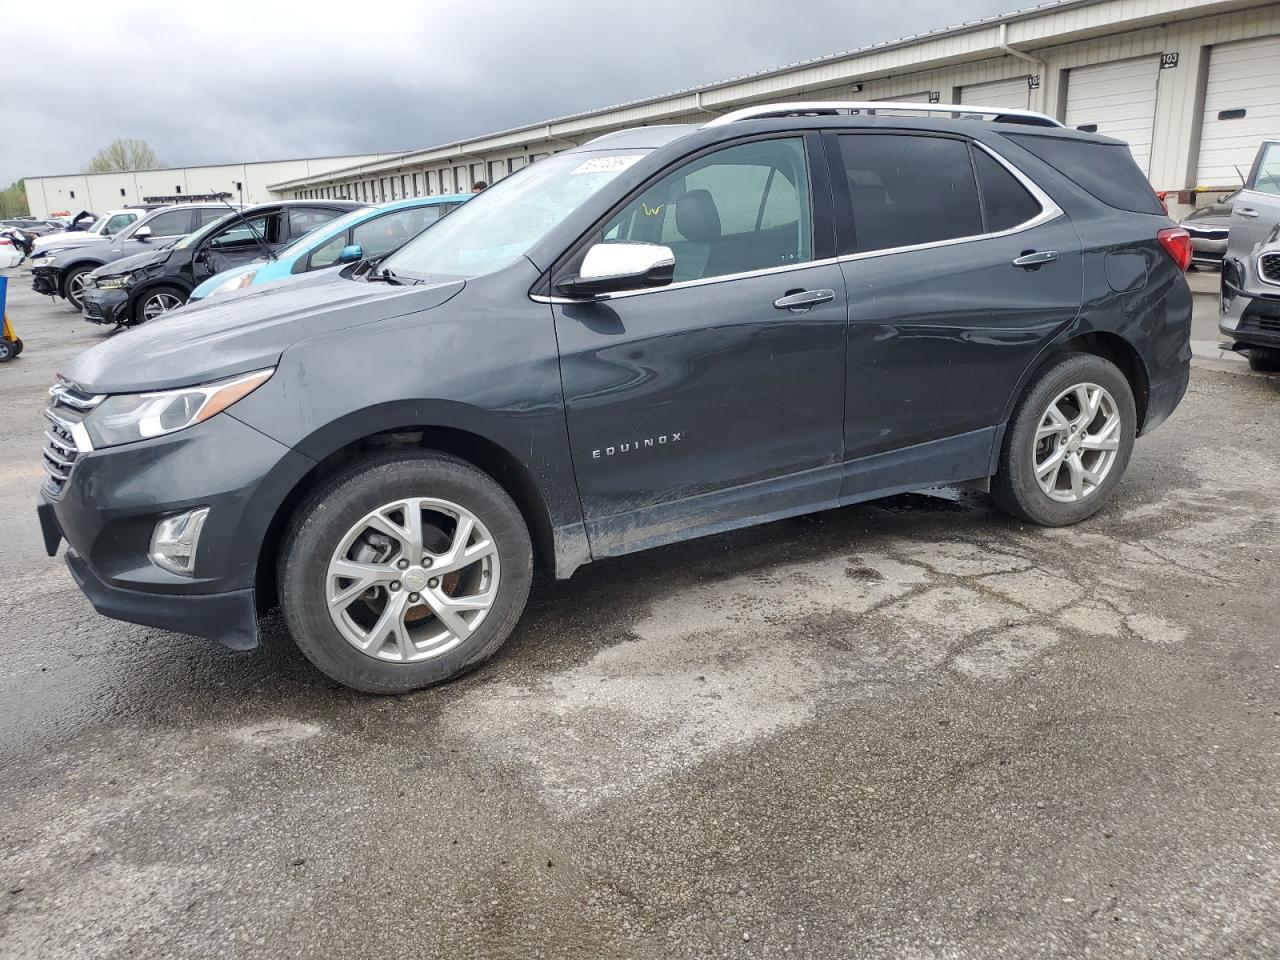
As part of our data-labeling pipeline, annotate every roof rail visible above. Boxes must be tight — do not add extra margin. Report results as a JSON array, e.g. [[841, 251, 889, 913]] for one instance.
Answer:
[[702, 101, 1063, 128]]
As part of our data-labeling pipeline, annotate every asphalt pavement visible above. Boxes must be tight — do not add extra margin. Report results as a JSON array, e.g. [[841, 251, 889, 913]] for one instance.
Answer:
[[1, 266, 1277, 959]]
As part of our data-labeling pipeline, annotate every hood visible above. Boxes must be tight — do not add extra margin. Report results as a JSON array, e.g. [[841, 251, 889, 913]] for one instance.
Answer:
[[41, 236, 116, 269], [95, 246, 174, 277], [59, 273, 466, 394], [33, 231, 102, 252]]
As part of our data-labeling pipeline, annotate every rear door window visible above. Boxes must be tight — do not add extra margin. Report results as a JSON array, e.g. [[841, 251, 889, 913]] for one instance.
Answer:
[[143, 209, 194, 238], [836, 134, 982, 254]]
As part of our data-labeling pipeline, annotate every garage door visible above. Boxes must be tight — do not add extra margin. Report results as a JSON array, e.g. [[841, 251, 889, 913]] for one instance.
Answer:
[[1064, 56, 1160, 176], [959, 76, 1030, 111], [1196, 35, 1280, 188]]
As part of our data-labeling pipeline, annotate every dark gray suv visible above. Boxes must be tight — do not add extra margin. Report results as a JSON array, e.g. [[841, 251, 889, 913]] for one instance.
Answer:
[[37, 102, 1193, 693]]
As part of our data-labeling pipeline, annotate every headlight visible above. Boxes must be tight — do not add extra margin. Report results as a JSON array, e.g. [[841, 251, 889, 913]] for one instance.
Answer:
[[94, 273, 133, 290], [83, 369, 274, 449], [207, 270, 257, 298]]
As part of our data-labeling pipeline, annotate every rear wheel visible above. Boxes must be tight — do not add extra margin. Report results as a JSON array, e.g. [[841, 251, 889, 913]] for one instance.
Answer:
[[992, 353, 1137, 526], [134, 285, 186, 324], [61, 265, 93, 311], [1248, 347, 1280, 372], [278, 451, 533, 694]]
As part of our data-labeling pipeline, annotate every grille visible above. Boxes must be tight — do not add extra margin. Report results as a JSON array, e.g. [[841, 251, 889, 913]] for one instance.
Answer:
[[42, 382, 101, 497], [1260, 253, 1280, 285]]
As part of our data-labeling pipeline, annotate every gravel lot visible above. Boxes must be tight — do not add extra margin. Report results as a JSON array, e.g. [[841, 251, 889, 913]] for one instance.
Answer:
[[1, 267, 1277, 959]]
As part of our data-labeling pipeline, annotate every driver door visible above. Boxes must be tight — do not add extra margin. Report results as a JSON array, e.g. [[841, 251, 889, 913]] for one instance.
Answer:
[[551, 134, 848, 556], [196, 211, 281, 282]]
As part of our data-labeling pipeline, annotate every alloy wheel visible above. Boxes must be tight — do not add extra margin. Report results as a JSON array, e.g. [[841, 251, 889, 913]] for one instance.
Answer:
[[66, 272, 87, 307], [1032, 382, 1122, 503], [325, 497, 500, 662], [141, 291, 184, 320]]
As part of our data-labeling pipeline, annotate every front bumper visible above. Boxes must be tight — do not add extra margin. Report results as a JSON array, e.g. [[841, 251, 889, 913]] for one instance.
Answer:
[[37, 411, 317, 650], [30, 265, 60, 296], [80, 284, 131, 325], [1219, 275, 1280, 351]]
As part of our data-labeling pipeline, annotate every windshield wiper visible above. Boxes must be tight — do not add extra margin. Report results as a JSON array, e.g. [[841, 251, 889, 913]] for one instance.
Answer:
[[367, 267, 409, 285]]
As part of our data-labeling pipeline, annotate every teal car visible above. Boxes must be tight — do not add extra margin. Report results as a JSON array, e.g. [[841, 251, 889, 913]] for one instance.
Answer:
[[189, 194, 470, 301]]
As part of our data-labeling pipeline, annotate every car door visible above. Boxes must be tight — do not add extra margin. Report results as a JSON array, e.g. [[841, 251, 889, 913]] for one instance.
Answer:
[[551, 133, 848, 555], [1228, 140, 1280, 270], [826, 131, 1083, 495], [197, 211, 281, 282]]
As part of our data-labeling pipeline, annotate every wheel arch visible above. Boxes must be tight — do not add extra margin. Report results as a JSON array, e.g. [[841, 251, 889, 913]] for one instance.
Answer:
[[58, 259, 104, 297], [1003, 330, 1151, 431], [253, 421, 559, 610]]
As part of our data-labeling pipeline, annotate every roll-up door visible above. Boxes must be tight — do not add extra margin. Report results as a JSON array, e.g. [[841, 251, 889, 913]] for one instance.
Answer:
[[1064, 56, 1160, 176]]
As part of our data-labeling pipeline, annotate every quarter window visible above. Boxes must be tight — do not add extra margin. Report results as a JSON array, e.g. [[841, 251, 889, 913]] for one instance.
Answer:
[[973, 149, 1042, 231], [836, 134, 982, 254], [599, 137, 812, 283]]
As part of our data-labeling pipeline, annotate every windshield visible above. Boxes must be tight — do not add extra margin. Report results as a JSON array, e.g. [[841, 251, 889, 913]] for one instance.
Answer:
[[274, 205, 371, 260], [381, 150, 650, 282]]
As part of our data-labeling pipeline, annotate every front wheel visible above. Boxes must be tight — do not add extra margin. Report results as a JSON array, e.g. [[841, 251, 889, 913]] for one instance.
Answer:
[[1248, 348, 1280, 372], [991, 353, 1137, 526], [61, 265, 93, 311], [133, 286, 186, 324], [278, 452, 533, 694]]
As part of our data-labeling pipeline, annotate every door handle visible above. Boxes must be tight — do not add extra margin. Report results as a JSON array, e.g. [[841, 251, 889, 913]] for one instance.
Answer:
[[1012, 250, 1060, 268], [773, 288, 835, 311], [1237, 207, 1260, 218]]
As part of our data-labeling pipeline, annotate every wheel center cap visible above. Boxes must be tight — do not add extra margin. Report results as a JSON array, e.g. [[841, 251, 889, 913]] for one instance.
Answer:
[[403, 568, 429, 592]]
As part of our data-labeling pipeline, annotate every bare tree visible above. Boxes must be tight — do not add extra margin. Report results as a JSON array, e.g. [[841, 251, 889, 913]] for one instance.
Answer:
[[84, 139, 161, 173]]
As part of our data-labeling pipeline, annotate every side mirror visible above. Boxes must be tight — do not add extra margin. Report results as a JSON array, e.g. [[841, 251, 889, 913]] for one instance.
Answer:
[[134, 226, 153, 242], [556, 242, 676, 298], [338, 243, 363, 263]]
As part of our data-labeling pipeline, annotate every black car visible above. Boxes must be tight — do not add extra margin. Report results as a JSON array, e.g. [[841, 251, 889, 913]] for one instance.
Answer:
[[30, 204, 229, 310], [38, 102, 1192, 693], [80, 200, 362, 326]]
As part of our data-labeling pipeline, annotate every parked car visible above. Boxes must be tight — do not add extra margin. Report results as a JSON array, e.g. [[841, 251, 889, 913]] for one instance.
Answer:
[[1219, 137, 1280, 371], [189, 194, 469, 302], [80, 200, 361, 325], [38, 102, 1192, 693], [31, 204, 231, 310], [31, 209, 142, 258], [1, 218, 61, 237], [0, 234, 24, 269], [1180, 190, 1236, 267]]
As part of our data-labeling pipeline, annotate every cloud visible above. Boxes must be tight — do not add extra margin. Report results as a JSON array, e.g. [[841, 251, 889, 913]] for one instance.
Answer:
[[1, 0, 1016, 185]]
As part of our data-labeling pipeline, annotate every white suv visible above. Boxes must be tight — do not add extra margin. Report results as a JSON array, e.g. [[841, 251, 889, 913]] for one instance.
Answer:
[[31, 209, 144, 258]]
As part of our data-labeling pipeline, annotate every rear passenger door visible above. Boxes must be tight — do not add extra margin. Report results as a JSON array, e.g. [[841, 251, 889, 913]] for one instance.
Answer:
[[827, 131, 1082, 490]]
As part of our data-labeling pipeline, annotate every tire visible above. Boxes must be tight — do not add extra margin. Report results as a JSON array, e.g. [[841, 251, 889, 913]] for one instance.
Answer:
[[61, 265, 93, 311], [133, 285, 187, 324], [11, 338, 21, 357], [991, 353, 1137, 526], [0, 340, 13, 363], [277, 451, 533, 694], [1248, 348, 1280, 372]]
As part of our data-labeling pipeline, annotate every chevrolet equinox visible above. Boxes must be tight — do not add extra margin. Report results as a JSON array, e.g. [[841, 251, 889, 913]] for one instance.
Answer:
[[37, 103, 1193, 693]]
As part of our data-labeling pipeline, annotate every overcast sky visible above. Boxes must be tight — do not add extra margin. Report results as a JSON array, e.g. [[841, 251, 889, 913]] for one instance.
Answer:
[[3, 0, 1020, 186]]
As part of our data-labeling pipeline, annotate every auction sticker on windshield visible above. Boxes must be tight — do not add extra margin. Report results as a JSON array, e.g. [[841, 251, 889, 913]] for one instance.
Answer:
[[570, 155, 644, 175]]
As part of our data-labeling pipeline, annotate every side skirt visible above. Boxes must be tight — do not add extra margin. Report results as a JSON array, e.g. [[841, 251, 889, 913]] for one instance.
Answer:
[[581, 426, 1000, 562]]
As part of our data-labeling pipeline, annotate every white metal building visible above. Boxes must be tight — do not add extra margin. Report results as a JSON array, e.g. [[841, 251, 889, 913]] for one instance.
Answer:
[[270, 0, 1280, 219], [23, 154, 394, 218]]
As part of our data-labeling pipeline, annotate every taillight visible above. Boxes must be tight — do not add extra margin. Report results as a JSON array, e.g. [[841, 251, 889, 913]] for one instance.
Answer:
[[1157, 227, 1192, 271]]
